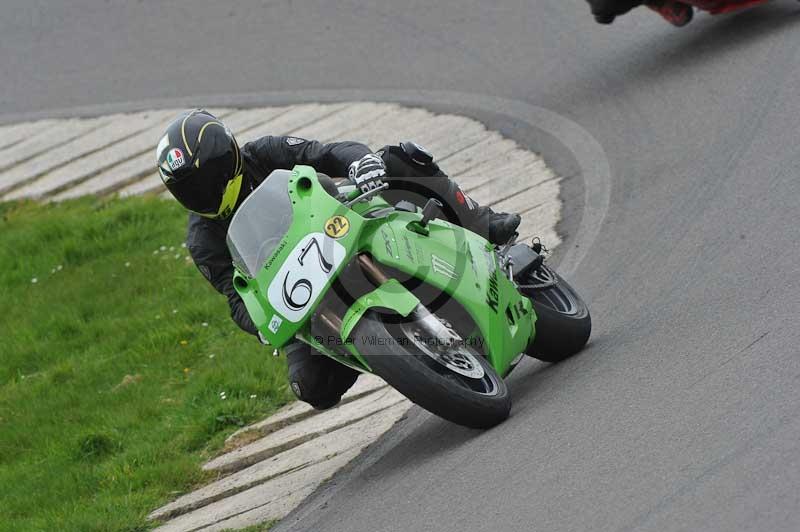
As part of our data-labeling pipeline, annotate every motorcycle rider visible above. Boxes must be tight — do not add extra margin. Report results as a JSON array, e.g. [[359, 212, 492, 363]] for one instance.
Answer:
[[156, 109, 522, 410], [587, 0, 694, 26]]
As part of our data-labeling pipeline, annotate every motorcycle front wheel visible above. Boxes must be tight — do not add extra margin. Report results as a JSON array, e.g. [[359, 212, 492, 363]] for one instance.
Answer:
[[352, 310, 511, 429]]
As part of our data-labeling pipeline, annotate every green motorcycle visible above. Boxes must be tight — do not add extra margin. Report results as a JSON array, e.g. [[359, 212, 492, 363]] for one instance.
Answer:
[[227, 165, 591, 428]]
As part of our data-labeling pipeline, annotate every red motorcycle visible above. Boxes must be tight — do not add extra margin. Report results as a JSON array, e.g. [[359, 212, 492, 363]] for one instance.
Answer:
[[682, 0, 771, 14], [594, 0, 772, 26]]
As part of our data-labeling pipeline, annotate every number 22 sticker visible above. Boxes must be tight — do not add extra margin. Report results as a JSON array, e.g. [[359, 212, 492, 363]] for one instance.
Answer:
[[324, 215, 350, 239], [267, 233, 346, 323]]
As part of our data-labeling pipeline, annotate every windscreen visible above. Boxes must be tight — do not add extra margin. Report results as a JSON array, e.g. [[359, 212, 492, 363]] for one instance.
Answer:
[[226, 169, 294, 277]]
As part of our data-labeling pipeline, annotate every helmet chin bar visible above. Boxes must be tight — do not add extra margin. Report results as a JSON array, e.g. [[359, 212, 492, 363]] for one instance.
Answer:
[[193, 173, 244, 220]]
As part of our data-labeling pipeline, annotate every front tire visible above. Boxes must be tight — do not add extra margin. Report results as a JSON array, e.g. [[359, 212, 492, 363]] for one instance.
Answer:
[[520, 265, 591, 363], [352, 310, 511, 429]]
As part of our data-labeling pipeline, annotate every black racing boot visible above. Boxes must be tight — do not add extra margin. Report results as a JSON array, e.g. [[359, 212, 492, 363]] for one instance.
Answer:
[[490, 211, 522, 245], [378, 143, 522, 245], [470, 207, 522, 246]]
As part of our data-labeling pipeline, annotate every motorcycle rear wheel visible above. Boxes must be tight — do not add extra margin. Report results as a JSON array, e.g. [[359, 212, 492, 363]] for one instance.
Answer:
[[353, 310, 511, 429]]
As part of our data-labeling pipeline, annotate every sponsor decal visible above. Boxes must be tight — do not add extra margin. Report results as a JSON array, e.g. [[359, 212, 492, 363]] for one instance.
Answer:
[[268, 314, 283, 334], [456, 186, 476, 210], [505, 300, 528, 326], [402, 235, 415, 263], [380, 227, 395, 257], [431, 254, 457, 280], [486, 269, 500, 313], [286, 137, 306, 146], [324, 215, 350, 239], [264, 240, 287, 272], [167, 148, 185, 170]]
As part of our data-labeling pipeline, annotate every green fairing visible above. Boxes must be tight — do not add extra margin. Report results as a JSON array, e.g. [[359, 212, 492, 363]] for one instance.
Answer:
[[231, 165, 536, 378], [339, 279, 420, 340], [295, 279, 420, 372], [359, 213, 536, 376]]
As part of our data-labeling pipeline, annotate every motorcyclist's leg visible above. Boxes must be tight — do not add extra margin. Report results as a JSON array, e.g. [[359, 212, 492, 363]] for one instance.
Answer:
[[378, 143, 520, 245], [586, 0, 644, 23], [645, 0, 693, 26], [285, 341, 359, 410]]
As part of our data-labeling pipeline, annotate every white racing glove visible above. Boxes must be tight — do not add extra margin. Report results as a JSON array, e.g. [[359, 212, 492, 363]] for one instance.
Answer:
[[348, 153, 386, 194]]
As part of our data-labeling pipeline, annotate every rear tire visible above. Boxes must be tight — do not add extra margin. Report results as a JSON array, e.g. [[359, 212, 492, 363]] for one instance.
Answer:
[[352, 311, 511, 429], [520, 265, 591, 363]]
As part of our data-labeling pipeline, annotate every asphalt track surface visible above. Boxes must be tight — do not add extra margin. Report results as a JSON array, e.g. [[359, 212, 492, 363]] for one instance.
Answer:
[[4, 2, 800, 531]]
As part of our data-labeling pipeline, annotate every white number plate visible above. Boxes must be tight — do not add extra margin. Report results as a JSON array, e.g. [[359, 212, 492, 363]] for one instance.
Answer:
[[267, 233, 346, 323]]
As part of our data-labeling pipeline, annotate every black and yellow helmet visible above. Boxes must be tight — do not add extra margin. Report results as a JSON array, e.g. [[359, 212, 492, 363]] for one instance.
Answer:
[[156, 109, 244, 219]]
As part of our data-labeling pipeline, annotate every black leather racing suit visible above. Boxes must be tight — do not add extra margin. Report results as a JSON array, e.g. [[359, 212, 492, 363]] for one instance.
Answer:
[[187, 135, 491, 409]]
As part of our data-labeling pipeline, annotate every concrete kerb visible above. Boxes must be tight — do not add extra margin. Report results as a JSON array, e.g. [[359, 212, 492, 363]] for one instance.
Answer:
[[224, 374, 389, 446]]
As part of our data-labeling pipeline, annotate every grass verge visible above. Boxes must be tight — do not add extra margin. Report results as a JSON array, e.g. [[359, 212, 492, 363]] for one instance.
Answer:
[[0, 196, 292, 531]]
